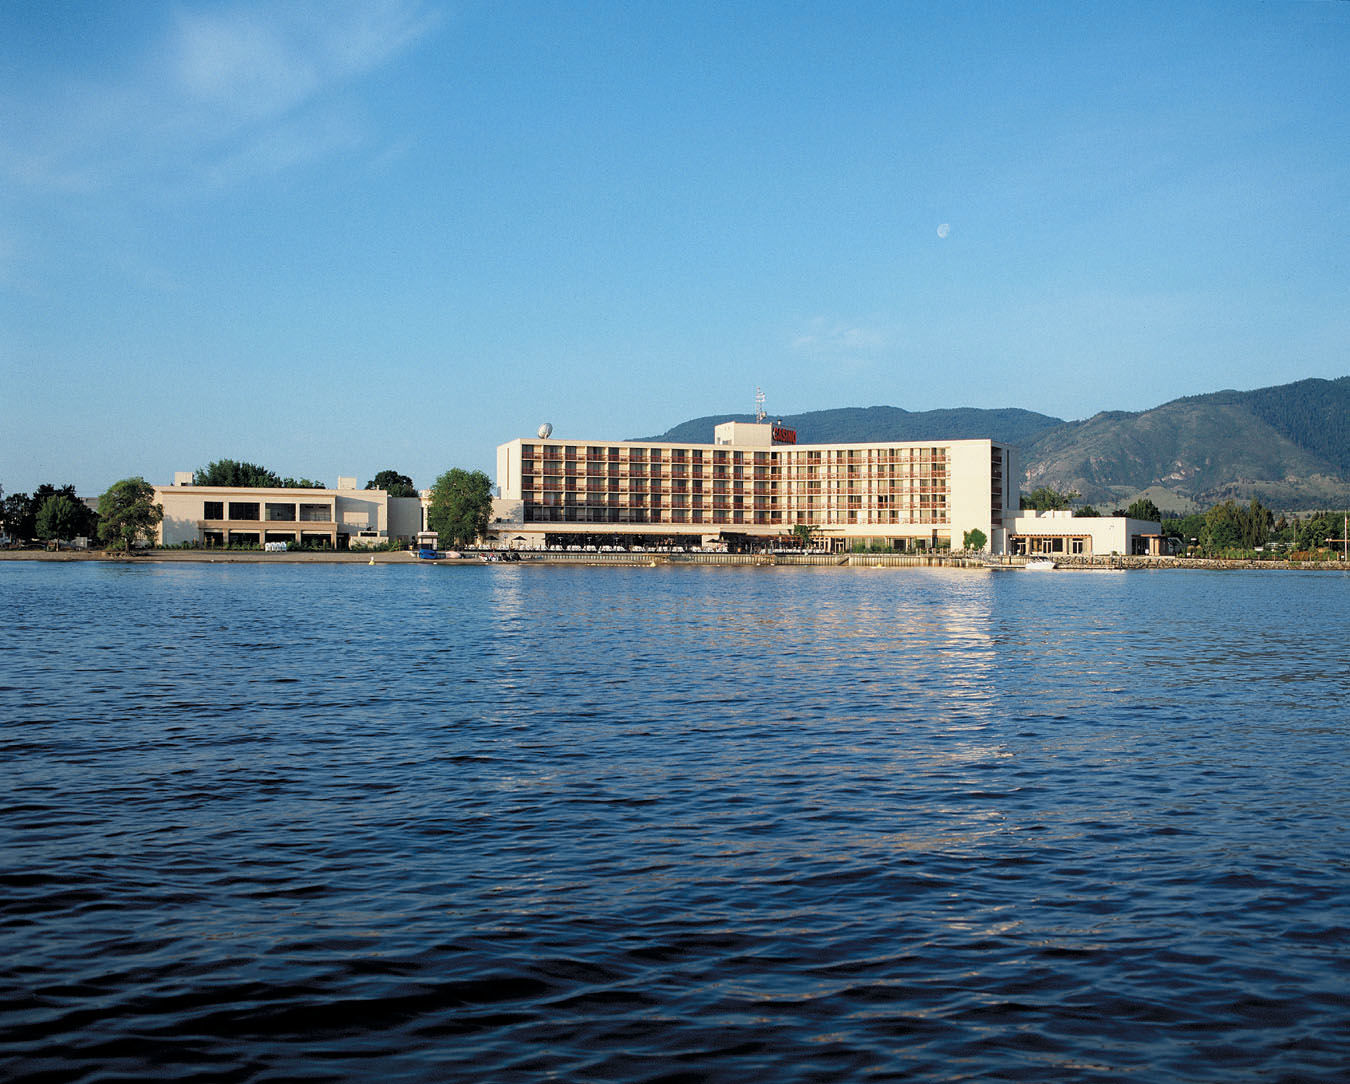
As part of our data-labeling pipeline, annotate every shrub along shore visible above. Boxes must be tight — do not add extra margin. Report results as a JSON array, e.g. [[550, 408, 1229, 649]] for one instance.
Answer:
[[0, 549, 429, 564], [2, 549, 1346, 570]]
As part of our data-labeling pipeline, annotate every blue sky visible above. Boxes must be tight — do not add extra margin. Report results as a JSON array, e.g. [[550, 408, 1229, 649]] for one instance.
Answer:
[[2, 0, 1347, 495]]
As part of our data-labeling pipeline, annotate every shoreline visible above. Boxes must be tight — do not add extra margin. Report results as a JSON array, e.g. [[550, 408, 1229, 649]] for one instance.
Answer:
[[0, 549, 437, 564], [2, 549, 1346, 571]]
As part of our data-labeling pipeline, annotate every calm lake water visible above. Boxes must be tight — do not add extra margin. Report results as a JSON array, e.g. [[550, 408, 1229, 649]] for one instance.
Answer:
[[1, 561, 1346, 1082]]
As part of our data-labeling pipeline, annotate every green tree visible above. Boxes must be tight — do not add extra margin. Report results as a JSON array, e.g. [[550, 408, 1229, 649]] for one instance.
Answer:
[[789, 523, 818, 548], [2, 491, 36, 542], [195, 459, 284, 487], [1076, 505, 1101, 517], [1, 483, 97, 542], [33, 484, 98, 538], [962, 527, 988, 551], [97, 478, 163, 552], [426, 469, 493, 547], [366, 469, 417, 498], [1124, 498, 1162, 522], [1163, 512, 1206, 546], [193, 460, 323, 488], [1020, 486, 1079, 511], [1295, 511, 1344, 552], [1197, 499, 1268, 553], [35, 494, 87, 541], [1200, 501, 1242, 552], [1240, 498, 1272, 549]]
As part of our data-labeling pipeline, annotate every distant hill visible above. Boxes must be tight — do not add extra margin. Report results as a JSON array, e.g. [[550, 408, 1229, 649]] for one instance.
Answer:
[[635, 406, 1065, 448], [640, 377, 1350, 512], [1021, 377, 1350, 511]]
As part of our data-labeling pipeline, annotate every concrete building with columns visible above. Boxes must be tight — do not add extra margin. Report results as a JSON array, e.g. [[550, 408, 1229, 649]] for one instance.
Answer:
[[154, 473, 424, 549]]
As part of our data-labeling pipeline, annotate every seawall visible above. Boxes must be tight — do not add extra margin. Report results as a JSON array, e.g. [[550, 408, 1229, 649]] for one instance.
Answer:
[[3, 550, 1346, 571]]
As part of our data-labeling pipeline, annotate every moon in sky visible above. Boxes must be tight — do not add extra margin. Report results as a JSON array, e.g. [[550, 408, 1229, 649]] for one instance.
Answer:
[[937, 223, 950, 239]]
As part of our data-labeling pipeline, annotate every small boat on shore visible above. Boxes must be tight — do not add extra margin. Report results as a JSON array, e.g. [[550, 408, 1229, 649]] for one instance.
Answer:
[[1024, 557, 1057, 571]]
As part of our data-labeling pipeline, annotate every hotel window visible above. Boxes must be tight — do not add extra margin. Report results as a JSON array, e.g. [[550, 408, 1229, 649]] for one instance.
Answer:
[[203, 501, 224, 519], [228, 502, 260, 521]]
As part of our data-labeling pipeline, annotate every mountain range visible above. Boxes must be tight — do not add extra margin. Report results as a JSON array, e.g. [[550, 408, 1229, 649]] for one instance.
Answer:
[[636, 376, 1350, 512]]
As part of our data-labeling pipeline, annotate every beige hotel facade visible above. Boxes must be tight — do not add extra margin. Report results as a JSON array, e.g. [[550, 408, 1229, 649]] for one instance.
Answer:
[[494, 422, 1017, 553]]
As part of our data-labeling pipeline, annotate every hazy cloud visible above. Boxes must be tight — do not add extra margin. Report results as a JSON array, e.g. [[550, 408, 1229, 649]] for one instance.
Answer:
[[2, 0, 440, 196], [171, 1, 434, 119], [202, 112, 367, 191], [790, 318, 890, 356]]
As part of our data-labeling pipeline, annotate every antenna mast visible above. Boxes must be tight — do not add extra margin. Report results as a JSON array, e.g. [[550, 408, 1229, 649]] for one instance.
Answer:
[[754, 387, 766, 423]]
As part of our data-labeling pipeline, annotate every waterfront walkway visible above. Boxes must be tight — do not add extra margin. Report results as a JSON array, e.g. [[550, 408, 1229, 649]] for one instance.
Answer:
[[5, 549, 1345, 570]]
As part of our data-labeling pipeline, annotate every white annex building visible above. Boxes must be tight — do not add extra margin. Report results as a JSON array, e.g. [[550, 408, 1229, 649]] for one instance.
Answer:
[[1005, 510, 1170, 558]]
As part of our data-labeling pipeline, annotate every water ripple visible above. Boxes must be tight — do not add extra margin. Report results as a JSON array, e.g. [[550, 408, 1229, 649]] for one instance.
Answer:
[[1, 563, 1346, 1082]]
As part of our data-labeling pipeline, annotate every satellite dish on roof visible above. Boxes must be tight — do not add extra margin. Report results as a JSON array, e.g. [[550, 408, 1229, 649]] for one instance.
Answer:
[[537, 422, 553, 439]]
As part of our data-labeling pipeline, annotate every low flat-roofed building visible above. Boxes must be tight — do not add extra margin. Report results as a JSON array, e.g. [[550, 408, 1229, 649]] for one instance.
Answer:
[[154, 473, 423, 549], [494, 423, 1018, 552], [1005, 510, 1166, 557]]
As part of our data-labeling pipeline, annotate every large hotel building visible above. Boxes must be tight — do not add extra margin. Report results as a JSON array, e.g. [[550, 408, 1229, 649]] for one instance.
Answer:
[[494, 421, 1017, 553]]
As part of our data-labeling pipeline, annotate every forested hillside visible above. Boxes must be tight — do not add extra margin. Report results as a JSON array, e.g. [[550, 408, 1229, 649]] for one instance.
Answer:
[[1243, 377, 1350, 474], [1021, 377, 1350, 510]]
